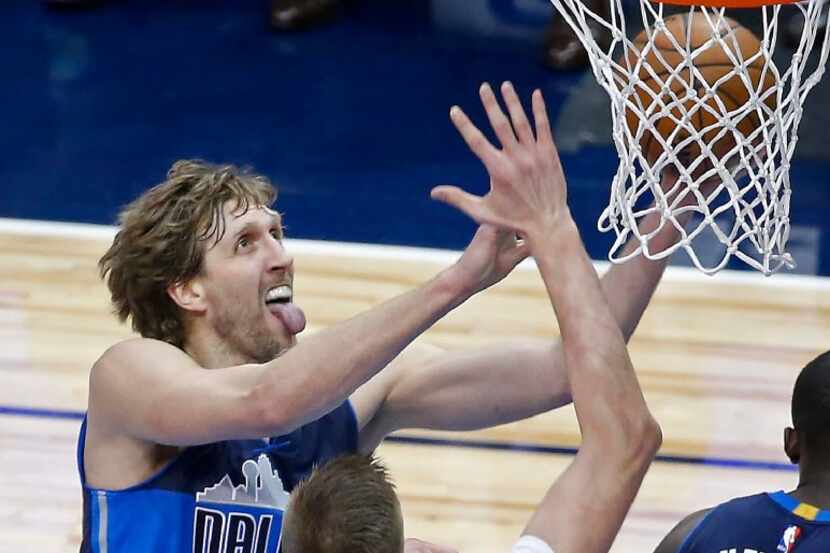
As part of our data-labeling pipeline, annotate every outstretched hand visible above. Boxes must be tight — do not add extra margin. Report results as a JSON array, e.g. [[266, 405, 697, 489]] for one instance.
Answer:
[[432, 82, 570, 240]]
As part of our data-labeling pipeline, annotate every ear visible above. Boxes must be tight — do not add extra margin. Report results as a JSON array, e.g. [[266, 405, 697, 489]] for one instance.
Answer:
[[784, 427, 801, 464], [167, 278, 207, 314]]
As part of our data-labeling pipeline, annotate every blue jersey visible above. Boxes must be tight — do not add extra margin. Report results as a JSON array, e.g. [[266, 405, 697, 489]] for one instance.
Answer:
[[78, 401, 358, 553], [679, 491, 830, 553]]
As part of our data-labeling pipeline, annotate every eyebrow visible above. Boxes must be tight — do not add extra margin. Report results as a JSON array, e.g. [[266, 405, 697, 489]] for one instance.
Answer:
[[228, 214, 283, 241]]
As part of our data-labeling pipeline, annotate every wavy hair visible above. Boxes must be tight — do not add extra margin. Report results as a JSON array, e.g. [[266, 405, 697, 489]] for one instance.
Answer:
[[99, 159, 276, 348]]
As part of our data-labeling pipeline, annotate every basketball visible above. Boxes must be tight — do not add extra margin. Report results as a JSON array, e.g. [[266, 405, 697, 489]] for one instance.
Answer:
[[621, 14, 778, 171]]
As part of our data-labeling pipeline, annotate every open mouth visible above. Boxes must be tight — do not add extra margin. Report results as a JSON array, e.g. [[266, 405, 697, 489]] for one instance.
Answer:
[[264, 284, 292, 306], [263, 284, 306, 335]]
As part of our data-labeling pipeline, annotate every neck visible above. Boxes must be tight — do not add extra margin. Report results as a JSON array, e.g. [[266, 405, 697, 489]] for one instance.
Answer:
[[791, 467, 830, 509], [184, 325, 256, 369]]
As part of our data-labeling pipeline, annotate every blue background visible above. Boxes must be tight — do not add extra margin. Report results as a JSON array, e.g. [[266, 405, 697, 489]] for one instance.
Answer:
[[3, 0, 828, 273]]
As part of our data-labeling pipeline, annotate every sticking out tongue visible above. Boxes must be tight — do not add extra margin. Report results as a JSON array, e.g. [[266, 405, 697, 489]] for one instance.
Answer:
[[268, 303, 307, 335]]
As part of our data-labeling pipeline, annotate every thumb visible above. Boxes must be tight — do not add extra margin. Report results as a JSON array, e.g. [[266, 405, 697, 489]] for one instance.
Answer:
[[430, 185, 487, 224], [430, 185, 479, 207]]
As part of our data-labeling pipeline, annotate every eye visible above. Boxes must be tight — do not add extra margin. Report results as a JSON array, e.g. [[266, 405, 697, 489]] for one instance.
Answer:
[[236, 235, 250, 251], [269, 228, 282, 240]]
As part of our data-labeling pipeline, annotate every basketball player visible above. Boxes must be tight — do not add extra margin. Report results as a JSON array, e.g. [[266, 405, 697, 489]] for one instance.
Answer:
[[79, 82, 679, 553], [279, 83, 663, 553], [652, 351, 830, 553]]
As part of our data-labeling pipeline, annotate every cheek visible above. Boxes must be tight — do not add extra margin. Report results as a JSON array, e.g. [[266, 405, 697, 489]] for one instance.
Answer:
[[223, 285, 257, 309], [204, 268, 258, 308]]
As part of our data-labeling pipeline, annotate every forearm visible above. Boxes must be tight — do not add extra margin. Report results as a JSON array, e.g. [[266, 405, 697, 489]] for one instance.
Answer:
[[528, 213, 652, 444], [254, 269, 471, 434], [600, 209, 684, 341], [520, 214, 660, 553]]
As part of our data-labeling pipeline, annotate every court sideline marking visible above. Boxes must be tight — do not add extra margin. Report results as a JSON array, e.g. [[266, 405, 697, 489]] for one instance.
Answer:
[[1, 405, 797, 472]]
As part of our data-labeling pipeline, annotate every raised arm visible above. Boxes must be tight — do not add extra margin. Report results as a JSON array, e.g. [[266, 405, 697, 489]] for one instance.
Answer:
[[354, 82, 679, 452], [518, 209, 661, 553], [431, 82, 661, 553], [90, 220, 528, 448]]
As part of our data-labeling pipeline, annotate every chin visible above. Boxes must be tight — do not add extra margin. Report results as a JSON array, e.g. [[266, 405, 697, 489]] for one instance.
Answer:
[[252, 335, 294, 363], [276, 335, 298, 356]]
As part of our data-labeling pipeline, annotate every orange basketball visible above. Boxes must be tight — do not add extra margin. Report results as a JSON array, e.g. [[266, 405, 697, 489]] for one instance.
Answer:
[[621, 13, 777, 172]]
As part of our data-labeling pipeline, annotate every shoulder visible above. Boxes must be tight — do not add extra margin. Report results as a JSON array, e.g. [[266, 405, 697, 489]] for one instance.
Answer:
[[657, 493, 782, 553], [707, 492, 773, 519], [87, 339, 207, 444], [653, 508, 713, 553], [93, 338, 194, 376], [96, 337, 188, 364], [89, 338, 198, 404]]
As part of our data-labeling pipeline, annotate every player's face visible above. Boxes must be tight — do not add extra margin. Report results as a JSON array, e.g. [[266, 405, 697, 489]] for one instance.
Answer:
[[199, 203, 306, 363]]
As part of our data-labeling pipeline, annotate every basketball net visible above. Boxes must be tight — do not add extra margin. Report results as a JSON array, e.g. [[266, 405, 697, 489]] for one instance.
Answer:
[[550, 0, 830, 274]]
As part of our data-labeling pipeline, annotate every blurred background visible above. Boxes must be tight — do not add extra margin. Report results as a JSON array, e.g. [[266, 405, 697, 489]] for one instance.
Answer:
[[4, 2, 830, 551], [3, 0, 829, 273]]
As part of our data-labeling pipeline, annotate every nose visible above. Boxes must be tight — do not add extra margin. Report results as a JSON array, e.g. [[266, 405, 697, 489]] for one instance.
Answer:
[[266, 238, 294, 273]]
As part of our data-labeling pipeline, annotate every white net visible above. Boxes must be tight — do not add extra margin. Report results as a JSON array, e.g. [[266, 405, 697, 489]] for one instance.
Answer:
[[549, 0, 830, 274]]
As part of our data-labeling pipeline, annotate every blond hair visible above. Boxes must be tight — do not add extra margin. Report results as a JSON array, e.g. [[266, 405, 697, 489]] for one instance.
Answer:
[[99, 159, 276, 348], [281, 454, 405, 553]]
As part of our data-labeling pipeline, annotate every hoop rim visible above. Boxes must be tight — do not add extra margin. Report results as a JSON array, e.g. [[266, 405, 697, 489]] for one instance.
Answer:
[[648, 0, 803, 8]]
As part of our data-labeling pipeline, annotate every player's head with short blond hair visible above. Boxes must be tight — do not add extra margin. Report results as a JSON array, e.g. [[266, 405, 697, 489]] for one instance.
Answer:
[[281, 454, 404, 553]]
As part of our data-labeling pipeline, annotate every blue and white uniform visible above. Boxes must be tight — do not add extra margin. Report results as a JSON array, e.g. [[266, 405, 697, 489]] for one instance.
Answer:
[[78, 401, 357, 553]]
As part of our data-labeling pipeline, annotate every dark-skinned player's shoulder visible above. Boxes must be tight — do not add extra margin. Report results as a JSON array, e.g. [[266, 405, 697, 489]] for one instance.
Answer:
[[652, 509, 712, 553]]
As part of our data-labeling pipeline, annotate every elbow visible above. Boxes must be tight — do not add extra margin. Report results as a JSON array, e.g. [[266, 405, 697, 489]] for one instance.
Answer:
[[637, 414, 663, 457], [619, 413, 663, 467], [590, 410, 662, 469], [583, 407, 662, 461]]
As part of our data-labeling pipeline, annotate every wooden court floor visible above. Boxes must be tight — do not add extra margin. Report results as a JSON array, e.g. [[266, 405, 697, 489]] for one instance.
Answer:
[[2, 218, 829, 553]]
